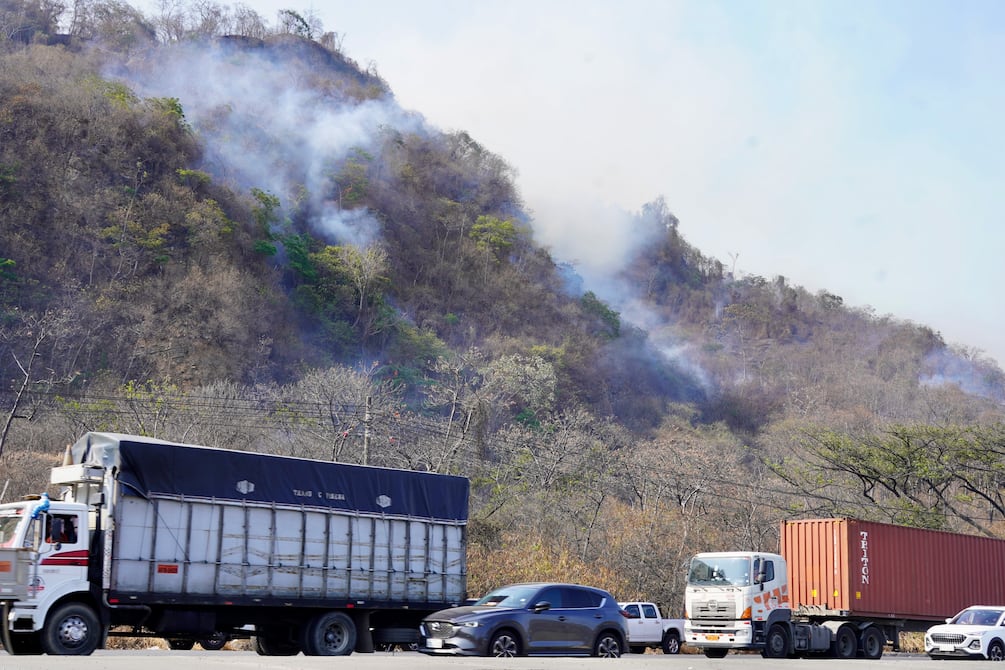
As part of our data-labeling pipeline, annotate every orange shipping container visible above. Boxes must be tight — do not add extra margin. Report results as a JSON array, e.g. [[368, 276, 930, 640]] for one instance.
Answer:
[[781, 518, 1005, 623]]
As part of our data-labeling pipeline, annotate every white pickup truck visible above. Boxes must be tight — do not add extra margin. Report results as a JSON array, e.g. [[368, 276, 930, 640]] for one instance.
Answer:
[[619, 601, 685, 654]]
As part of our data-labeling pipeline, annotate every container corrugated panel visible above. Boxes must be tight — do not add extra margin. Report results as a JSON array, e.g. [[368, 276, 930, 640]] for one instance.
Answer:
[[110, 494, 467, 607], [782, 518, 1005, 622]]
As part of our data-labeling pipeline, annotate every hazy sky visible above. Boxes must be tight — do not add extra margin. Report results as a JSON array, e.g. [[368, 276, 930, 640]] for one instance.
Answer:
[[136, 0, 1005, 366]]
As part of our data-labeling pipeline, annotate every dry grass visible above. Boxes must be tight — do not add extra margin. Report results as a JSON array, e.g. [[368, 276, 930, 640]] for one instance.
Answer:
[[104, 634, 253, 651], [899, 631, 925, 653], [105, 636, 168, 650]]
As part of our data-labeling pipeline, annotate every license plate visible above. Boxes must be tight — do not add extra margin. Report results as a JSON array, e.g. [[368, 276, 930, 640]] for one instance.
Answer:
[[938, 644, 955, 652], [426, 638, 443, 649], [706, 634, 720, 641]]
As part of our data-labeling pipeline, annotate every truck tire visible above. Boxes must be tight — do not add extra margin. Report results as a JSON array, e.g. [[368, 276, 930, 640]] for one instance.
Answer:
[[166, 639, 195, 650], [41, 602, 101, 655], [5, 631, 43, 655], [661, 631, 681, 654], [762, 624, 790, 659], [301, 611, 356, 656], [860, 627, 884, 660], [831, 625, 857, 659]]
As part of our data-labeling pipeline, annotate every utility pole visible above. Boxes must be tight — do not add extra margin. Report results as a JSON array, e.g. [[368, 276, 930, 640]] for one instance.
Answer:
[[362, 395, 371, 465]]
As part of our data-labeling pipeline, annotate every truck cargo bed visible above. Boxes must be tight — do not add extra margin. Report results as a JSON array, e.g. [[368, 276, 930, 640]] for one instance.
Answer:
[[76, 433, 468, 607]]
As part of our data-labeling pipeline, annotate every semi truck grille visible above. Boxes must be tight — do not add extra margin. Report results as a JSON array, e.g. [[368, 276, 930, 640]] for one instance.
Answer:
[[930, 633, 966, 645], [693, 599, 737, 619]]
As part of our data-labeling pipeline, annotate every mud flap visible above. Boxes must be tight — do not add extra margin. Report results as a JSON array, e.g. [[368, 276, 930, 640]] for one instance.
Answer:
[[353, 610, 374, 653], [0, 601, 13, 654]]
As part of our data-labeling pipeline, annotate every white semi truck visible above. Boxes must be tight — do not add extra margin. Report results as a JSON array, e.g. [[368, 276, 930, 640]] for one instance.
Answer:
[[684, 518, 1005, 660], [0, 432, 469, 655]]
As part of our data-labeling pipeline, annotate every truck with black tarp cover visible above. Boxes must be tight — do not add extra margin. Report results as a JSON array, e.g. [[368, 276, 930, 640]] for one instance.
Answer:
[[0, 432, 469, 655]]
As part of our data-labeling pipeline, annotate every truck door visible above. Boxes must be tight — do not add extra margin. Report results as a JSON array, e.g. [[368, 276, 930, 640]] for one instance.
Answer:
[[751, 556, 783, 620], [640, 603, 662, 640], [36, 512, 88, 589]]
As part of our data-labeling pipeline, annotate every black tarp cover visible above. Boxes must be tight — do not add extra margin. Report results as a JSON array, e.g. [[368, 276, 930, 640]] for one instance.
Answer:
[[70, 432, 468, 522]]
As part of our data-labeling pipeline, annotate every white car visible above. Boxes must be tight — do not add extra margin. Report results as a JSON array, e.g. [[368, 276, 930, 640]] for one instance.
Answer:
[[926, 605, 1005, 660]]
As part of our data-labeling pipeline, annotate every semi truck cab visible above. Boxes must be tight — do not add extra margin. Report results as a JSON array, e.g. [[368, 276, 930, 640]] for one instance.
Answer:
[[684, 551, 791, 656]]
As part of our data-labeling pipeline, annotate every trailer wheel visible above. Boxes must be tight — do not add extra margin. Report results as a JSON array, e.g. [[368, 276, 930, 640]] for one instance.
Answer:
[[831, 625, 857, 659], [860, 627, 884, 660], [301, 611, 356, 656], [198, 632, 228, 650], [762, 624, 790, 659], [661, 631, 681, 654], [41, 602, 101, 655], [5, 632, 43, 655], [166, 639, 195, 650]]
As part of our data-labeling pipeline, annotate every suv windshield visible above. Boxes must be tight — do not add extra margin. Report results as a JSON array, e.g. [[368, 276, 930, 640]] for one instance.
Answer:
[[475, 585, 542, 608]]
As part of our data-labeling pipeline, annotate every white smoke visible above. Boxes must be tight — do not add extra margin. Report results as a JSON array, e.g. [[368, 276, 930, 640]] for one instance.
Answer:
[[109, 39, 424, 246]]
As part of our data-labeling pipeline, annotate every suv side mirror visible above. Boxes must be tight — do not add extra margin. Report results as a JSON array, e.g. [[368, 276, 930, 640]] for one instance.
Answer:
[[532, 601, 552, 613]]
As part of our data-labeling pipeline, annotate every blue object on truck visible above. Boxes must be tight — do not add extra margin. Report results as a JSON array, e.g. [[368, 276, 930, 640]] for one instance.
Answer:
[[81, 435, 468, 520]]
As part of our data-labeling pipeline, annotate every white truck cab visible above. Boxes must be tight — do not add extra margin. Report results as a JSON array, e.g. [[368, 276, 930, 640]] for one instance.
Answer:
[[684, 551, 790, 656]]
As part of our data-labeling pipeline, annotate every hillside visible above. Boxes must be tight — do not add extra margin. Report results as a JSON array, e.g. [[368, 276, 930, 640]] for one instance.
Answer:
[[2, 0, 1005, 607]]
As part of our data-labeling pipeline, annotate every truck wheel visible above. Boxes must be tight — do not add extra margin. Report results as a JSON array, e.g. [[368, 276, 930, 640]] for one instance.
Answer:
[[860, 627, 884, 660], [167, 639, 195, 650], [831, 625, 857, 659], [704, 648, 729, 658], [301, 611, 356, 655], [763, 624, 790, 659], [661, 631, 681, 654], [198, 632, 228, 650], [6, 632, 43, 655], [593, 630, 622, 657], [987, 639, 1005, 661], [41, 602, 101, 655]]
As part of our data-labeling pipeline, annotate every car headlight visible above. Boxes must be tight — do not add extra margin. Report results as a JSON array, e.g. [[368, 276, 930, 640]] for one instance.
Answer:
[[460, 621, 480, 628], [968, 640, 982, 650]]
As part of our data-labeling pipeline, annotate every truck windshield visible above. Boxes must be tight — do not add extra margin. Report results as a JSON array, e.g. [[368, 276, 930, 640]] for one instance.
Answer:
[[688, 556, 752, 586], [0, 512, 25, 547]]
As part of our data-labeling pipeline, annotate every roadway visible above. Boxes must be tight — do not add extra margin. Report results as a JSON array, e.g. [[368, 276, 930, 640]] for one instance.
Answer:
[[0, 649, 945, 669]]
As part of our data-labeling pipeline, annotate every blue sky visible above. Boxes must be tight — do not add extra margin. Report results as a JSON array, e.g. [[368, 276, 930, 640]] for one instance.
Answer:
[[134, 0, 1005, 366]]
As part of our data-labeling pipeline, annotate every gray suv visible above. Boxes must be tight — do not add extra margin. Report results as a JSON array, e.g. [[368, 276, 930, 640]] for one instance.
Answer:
[[419, 582, 629, 657]]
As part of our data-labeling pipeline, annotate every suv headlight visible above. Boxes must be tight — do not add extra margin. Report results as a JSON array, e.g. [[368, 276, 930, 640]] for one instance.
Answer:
[[460, 621, 480, 628]]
